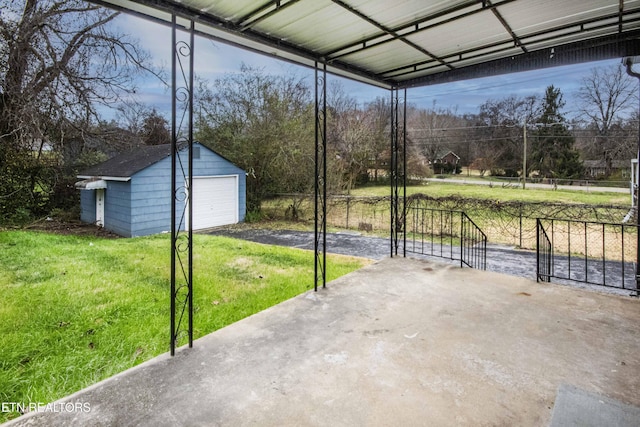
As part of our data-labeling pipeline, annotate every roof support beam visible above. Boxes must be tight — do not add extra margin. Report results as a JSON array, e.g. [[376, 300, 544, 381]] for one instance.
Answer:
[[236, 0, 300, 32], [329, 0, 451, 69], [381, 13, 640, 82], [488, 0, 528, 53], [326, 0, 517, 62], [402, 30, 640, 88]]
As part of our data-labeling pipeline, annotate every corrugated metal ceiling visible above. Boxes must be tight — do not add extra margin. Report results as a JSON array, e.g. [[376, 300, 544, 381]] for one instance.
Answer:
[[90, 0, 640, 89]]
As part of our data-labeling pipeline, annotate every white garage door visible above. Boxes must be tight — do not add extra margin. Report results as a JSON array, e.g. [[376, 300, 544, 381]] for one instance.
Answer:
[[190, 175, 238, 230]]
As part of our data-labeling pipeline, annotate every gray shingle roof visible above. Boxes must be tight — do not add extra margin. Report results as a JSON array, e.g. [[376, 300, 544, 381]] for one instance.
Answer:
[[78, 144, 171, 178]]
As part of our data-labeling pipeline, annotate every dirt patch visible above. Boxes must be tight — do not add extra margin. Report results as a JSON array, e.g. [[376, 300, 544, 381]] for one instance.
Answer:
[[17, 218, 121, 239], [228, 257, 254, 268]]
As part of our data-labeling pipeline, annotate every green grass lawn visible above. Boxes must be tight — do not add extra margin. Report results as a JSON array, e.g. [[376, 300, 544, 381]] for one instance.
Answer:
[[0, 231, 368, 422], [350, 182, 629, 206]]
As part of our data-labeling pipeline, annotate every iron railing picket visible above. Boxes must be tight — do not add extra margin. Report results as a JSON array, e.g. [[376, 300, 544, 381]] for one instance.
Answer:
[[460, 212, 487, 270], [536, 217, 638, 294], [536, 218, 552, 282], [584, 221, 588, 283], [602, 223, 606, 286], [404, 207, 486, 270], [622, 226, 625, 289]]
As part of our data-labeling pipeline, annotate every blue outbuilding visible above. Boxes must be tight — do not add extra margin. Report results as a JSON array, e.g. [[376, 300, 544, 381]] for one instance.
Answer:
[[76, 143, 246, 237]]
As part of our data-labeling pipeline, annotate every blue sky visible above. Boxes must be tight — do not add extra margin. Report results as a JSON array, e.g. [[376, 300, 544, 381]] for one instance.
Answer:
[[114, 13, 626, 121]]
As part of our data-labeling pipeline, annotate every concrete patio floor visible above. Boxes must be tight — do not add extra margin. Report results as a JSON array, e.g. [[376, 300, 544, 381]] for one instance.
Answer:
[[5, 257, 639, 426]]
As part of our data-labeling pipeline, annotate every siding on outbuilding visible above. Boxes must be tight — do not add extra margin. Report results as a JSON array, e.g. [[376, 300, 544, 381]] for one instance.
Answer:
[[80, 190, 96, 224], [103, 181, 132, 237], [78, 143, 246, 237]]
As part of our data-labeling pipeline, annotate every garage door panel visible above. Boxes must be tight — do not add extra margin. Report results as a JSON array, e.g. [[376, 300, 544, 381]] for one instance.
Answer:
[[190, 176, 238, 230]]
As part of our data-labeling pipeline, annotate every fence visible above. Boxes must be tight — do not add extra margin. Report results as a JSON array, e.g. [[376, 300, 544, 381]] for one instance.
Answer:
[[536, 217, 639, 294], [264, 194, 629, 249], [263, 194, 391, 232], [404, 207, 487, 269]]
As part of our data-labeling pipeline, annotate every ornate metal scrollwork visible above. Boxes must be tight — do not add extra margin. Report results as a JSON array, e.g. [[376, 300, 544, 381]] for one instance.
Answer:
[[390, 87, 407, 257], [390, 88, 399, 256], [170, 16, 195, 356], [314, 62, 327, 291]]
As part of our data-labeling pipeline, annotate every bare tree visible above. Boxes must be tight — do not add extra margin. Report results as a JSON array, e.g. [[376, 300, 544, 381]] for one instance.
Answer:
[[328, 84, 400, 192], [364, 97, 393, 182], [331, 107, 375, 193], [407, 103, 456, 162], [576, 64, 638, 174], [477, 95, 539, 176], [1, 0, 161, 142], [0, 0, 161, 220]]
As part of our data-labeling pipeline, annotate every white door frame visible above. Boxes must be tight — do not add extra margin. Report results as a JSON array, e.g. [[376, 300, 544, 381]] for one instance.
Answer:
[[96, 189, 105, 227]]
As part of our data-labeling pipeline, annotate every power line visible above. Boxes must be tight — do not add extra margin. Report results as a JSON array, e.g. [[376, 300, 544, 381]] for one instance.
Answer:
[[410, 134, 637, 142]]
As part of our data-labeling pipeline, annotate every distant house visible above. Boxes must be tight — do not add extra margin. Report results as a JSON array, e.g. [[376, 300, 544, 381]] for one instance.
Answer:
[[431, 150, 460, 174], [583, 159, 630, 178], [75, 142, 246, 237], [433, 150, 460, 165]]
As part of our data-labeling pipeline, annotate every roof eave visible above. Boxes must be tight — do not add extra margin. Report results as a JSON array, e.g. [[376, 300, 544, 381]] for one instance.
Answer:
[[401, 31, 640, 88], [77, 175, 132, 182], [88, 0, 393, 89]]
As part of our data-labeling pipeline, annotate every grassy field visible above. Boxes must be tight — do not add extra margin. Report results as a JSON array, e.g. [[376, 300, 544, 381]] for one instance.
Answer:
[[264, 182, 630, 229], [349, 182, 629, 206], [0, 231, 368, 422]]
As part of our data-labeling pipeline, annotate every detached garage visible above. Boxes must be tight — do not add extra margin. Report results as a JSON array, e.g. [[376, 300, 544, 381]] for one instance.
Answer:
[[76, 143, 246, 237]]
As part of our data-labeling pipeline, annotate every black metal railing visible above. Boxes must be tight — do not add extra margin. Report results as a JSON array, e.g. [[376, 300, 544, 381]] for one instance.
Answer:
[[536, 218, 552, 282], [536, 217, 639, 295], [461, 212, 487, 269], [405, 207, 487, 270]]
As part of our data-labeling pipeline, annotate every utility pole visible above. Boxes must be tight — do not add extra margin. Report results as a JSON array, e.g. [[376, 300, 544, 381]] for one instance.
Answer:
[[522, 121, 527, 190]]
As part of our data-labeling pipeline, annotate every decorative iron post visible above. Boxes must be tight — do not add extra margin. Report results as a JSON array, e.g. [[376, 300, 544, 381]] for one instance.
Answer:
[[314, 62, 327, 291], [170, 16, 195, 355], [390, 88, 400, 256], [402, 88, 407, 257]]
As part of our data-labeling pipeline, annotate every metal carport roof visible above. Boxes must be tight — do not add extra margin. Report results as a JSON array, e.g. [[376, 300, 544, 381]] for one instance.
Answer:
[[90, 0, 640, 89]]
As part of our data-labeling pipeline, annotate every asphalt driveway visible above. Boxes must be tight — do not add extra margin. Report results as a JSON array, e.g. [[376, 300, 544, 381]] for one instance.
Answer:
[[207, 227, 637, 297]]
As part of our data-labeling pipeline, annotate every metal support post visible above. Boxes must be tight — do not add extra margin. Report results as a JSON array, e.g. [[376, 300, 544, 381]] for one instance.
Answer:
[[636, 84, 640, 295], [170, 16, 194, 355], [314, 62, 327, 291], [402, 88, 407, 257], [522, 121, 527, 189], [390, 88, 399, 257], [624, 58, 640, 295]]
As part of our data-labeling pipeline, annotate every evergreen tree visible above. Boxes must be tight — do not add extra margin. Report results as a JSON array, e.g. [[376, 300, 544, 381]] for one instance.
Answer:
[[530, 86, 583, 179]]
